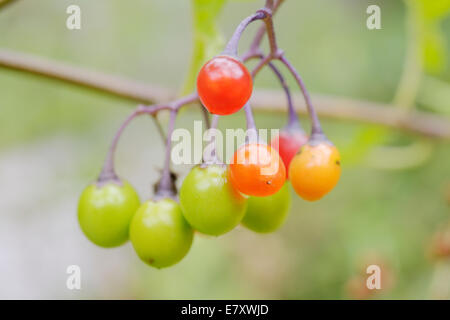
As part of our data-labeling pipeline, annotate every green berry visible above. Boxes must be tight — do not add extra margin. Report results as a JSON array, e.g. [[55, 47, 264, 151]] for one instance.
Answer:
[[242, 182, 291, 233], [179, 164, 247, 236], [130, 198, 193, 268], [78, 180, 140, 247]]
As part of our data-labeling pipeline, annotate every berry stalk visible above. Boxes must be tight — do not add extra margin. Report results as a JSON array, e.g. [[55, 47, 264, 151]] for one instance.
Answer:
[[222, 12, 266, 57], [248, 0, 284, 52], [98, 104, 171, 185], [278, 55, 323, 136], [155, 109, 178, 199], [258, 8, 278, 57], [202, 114, 221, 165], [266, 62, 303, 131], [98, 108, 143, 184]]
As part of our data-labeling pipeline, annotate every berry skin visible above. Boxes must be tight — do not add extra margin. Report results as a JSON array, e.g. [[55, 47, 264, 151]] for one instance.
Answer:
[[289, 142, 341, 201], [197, 55, 253, 115], [229, 143, 286, 197], [271, 130, 308, 176], [129, 198, 193, 268], [242, 182, 291, 233], [179, 165, 247, 236], [78, 181, 140, 248]]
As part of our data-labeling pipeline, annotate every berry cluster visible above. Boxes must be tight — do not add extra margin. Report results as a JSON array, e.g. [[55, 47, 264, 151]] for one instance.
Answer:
[[77, 1, 341, 268]]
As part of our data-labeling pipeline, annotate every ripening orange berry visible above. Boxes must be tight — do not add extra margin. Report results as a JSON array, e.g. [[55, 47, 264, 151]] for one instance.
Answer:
[[229, 143, 286, 197], [289, 142, 341, 201]]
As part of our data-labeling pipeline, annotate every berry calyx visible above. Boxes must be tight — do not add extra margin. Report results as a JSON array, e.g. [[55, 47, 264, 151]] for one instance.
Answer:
[[271, 129, 307, 176], [179, 164, 247, 236], [289, 140, 341, 201], [229, 143, 286, 197], [197, 55, 253, 115], [242, 182, 291, 233], [129, 198, 193, 269], [78, 180, 140, 248]]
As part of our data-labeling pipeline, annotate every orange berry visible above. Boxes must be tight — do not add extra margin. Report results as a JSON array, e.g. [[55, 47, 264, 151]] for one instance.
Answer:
[[289, 142, 341, 201], [229, 143, 286, 197]]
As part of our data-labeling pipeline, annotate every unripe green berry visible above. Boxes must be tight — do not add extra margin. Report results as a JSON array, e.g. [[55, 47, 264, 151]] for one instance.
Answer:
[[130, 198, 193, 268], [180, 165, 247, 236], [242, 182, 291, 233], [78, 180, 140, 247]]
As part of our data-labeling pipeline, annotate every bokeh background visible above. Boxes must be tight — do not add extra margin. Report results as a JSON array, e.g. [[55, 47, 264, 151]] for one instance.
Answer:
[[1, 0, 449, 299]]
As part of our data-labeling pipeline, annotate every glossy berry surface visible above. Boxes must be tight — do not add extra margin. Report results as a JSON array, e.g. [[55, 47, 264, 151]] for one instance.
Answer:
[[229, 143, 286, 197], [179, 165, 247, 236], [129, 198, 193, 268], [289, 142, 341, 201], [242, 182, 291, 233], [78, 181, 140, 248], [271, 130, 308, 176], [197, 55, 253, 115]]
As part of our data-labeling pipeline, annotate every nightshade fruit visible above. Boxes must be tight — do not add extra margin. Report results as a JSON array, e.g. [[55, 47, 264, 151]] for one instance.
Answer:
[[129, 198, 193, 268], [197, 55, 253, 115], [289, 142, 341, 201], [229, 143, 286, 197], [242, 183, 291, 233], [179, 165, 247, 236], [78, 180, 140, 248]]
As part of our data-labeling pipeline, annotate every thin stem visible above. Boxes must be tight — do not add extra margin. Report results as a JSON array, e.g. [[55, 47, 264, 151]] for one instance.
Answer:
[[152, 114, 167, 141], [251, 54, 273, 78], [267, 62, 302, 131], [155, 109, 178, 198], [244, 102, 256, 131], [98, 108, 142, 183], [258, 8, 279, 56], [211, 114, 219, 130], [201, 105, 211, 129], [172, 92, 198, 109], [279, 55, 323, 136], [98, 103, 169, 184], [250, 55, 302, 131], [202, 115, 221, 165], [249, 25, 267, 53], [244, 102, 259, 144], [245, 55, 273, 141], [241, 50, 264, 62], [249, 0, 284, 51], [222, 12, 266, 57]]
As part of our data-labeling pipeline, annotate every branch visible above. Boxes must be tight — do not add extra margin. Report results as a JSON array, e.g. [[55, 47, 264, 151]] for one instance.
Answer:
[[0, 49, 174, 103], [251, 90, 450, 140], [1, 49, 449, 140]]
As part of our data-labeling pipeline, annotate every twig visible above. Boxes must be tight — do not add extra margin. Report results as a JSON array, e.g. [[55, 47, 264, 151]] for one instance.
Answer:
[[0, 49, 449, 140], [0, 49, 174, 103]]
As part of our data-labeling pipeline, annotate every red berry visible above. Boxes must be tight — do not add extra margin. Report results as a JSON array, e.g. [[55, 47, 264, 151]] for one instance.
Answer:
[[197, 55, 253, 115], [271, 130, 307, 176]]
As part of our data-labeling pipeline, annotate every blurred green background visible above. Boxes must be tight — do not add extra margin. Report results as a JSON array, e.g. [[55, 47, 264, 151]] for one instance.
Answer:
[[0, 0, 449, 299]]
